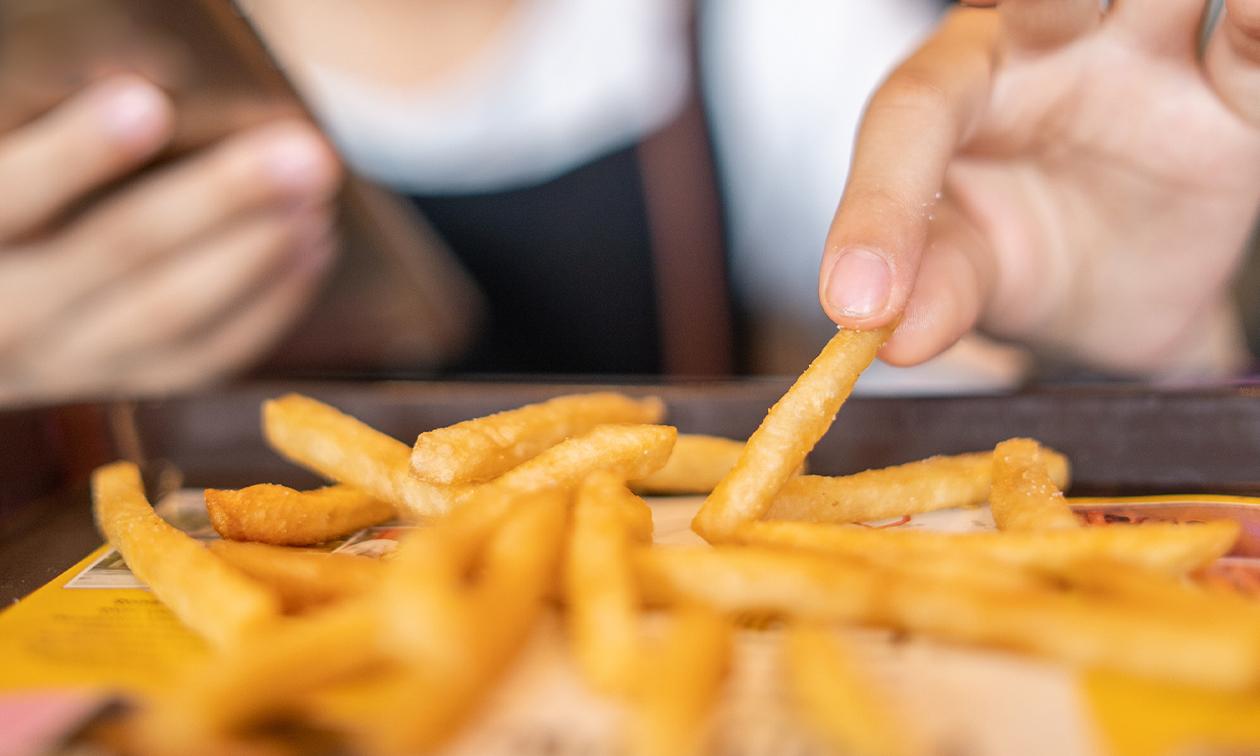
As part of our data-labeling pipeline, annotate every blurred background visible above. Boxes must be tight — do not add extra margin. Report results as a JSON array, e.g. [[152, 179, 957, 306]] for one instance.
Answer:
[[0, 0, 1256, 407]]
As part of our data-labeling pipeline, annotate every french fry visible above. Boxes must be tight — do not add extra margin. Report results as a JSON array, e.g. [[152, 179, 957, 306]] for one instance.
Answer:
[[139, 596, 380, 751], [990, 438, 1080, 531], [1048, 558, 1260, 624], [692, 327, 890, 542], [411, 392, 665, 484], [91, 462, 279, 649], [571, 466, 655, 543], [764, 448, 1070, 523], [318, 491, 569, 754], [300, 489, 523, 749], [205, 483, 394, 546], [636, 546, 1260, 691], [486, 424, 676, 499], [207, 540, 384, 613], [631, 435, 748, 495], [629, 607, 731, 756], [566, 472, 643, 694], [786, 623, 916, 756], [395, 423, 673, 533], [263, 394, 452, 518], [732, 519, 1239, 577], [386, 492, 568, 754], [267, 392, 673, 521], [378, 488, 520, 667]]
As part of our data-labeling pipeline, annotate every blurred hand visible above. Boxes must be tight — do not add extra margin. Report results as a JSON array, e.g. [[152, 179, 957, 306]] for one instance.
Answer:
[[0, 75, 341, 404], [819, 0, 1260, 376]]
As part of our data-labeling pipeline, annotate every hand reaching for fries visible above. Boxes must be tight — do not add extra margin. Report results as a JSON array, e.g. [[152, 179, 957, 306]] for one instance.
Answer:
[[821, 1, 1260, 376]]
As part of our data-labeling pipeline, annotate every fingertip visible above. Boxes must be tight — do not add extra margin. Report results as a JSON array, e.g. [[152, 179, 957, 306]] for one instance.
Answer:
[[251, 120, 343, 200], [88, 74, 175, 153]]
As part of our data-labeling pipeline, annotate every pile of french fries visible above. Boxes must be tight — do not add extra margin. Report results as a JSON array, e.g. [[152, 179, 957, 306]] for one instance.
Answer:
[[91, 327, 1260, 756]]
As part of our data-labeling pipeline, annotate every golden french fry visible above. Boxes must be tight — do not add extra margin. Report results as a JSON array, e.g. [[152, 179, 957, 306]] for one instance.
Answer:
[[631, 435, 749, 495], [139, 597, 379, 750], [732, 519, 1239, 577], [576, 467, 655, 543], [205, 483, 394, 546], [486, 424, 676, 499], [317, 491, 569, 754], [629, 607, 731, 756], [378, 488, 520, 667], [206, 540, 384, 613], [692, 327, 890, 542], [764, 448, 1071, 523], [1048, 558, 1260, 625], [990, 438, 1080, 531], [267, 393, 674, 521], [263, 394, 452, 518], [397, 423, 674, 534], [786, 623, 916, 756], [387, 492, 568, 753], [636, 546, 1260, 691], [91, 462, 279, 649], [411, 392, 665, 485], [566, 472, 643, 695], [298, 494, 527, 748]]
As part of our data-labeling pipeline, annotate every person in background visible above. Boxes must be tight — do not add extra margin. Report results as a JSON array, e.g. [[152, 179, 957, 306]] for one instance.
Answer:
[[0, 0, 1255, 405]]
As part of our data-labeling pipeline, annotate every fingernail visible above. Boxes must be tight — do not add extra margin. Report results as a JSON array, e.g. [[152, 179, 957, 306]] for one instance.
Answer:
[[825, 248, 891, 319], [262, 128, 335, 195], [98, 80, 169, 146]]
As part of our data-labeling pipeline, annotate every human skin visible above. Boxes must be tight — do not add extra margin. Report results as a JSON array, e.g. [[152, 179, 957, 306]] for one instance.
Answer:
[[819, 0, 1260, 376]]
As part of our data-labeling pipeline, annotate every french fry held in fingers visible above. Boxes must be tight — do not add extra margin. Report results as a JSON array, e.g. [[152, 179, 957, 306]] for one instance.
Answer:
[[990, 437, 1080, 531], [263, 393, 452, 518], [566, 472, 644, 694], [733, 519, 1239, 577], [411, 392, 665, 484], [91, 462, 280, 649], [205, 483, 394, 546], [629, 607, 731, 756], [786, 623, 916, 756], [764, 447, 1070, 524], [636, 546, 1260, 692], [207, 540, 384, 614], [692, 326, 891, 542], [631, 434, 750, 495]]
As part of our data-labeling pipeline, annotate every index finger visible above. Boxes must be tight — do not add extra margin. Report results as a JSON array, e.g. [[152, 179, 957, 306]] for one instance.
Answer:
[[819, 9, 998, 330]]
